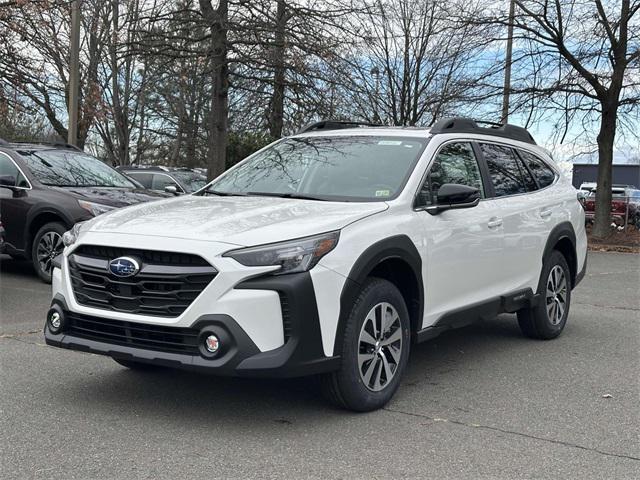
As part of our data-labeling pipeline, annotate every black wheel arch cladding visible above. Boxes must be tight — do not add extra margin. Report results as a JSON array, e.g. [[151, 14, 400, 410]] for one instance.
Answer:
[[334, 234, 423, 356], [542, 221, 578, 287]]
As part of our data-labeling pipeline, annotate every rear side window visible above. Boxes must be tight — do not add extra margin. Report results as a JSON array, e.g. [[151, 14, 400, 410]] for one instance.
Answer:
[[127, 172, 153, 188], [480, 143, 528, 197], [518, 150, 556, 188]]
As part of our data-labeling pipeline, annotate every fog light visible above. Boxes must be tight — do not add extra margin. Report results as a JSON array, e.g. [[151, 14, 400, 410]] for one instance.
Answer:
[[205, 334, 219, 353], [47, 307, 65, 334], [50, 312, 61, 329]]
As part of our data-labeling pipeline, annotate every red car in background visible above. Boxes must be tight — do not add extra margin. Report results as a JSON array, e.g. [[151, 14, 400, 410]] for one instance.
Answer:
[[583, 185, 640, 228]]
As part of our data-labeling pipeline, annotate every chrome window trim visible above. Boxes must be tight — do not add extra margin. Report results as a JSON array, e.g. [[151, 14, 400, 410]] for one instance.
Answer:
[[0, 151, 33, 190]]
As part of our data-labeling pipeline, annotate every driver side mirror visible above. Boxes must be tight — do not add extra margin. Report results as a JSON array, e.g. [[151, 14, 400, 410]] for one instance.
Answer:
[[424, 183, 480, 215], [164, 185, 179, 195], [0, 174, 17, 190]]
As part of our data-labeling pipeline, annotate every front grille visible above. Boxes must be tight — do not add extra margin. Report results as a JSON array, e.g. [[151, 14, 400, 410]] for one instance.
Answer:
[[68, 245, 217, 317], [65, 311, 200, 355]]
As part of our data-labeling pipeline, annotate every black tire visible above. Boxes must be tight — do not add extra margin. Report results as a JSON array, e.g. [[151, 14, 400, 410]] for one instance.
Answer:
[[31, 222, 67, 283], [320, 278, 411, 412], [518, 250, 572, 340], [113, 358, 166, 371]]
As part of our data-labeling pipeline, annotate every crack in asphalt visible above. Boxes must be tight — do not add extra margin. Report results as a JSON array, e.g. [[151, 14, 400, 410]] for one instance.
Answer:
[[0, 330, 42, 339], [574, 302, 639, 312], [383, 406, 640, 462]]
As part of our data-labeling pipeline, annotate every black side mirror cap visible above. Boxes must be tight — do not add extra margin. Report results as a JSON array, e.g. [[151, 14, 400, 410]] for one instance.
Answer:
[[424, 183, 480, 215], [0, 174, 17, 188]]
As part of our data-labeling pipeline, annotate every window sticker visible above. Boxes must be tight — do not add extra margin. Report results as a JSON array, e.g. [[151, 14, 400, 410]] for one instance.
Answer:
[[377, 140, 403, 146], [375, 189, 391, 197]]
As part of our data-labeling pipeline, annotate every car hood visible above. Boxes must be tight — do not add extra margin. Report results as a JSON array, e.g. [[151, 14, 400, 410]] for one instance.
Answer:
[[54, 186, 168, 207], [87, 195, 388, 246]]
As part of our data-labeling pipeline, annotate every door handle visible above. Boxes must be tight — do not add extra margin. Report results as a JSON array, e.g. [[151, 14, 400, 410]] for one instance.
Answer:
[[540, 209, 552, 218], [487, 218, 503, 229]]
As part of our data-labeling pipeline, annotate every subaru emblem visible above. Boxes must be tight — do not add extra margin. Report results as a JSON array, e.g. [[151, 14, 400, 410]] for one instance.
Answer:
[[108, 257, 140, 277]]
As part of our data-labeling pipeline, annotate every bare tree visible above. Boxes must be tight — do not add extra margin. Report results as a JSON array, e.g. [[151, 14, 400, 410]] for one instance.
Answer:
[[0, 0, 112, 148], [334, 0, 499, 126], [486, 0, 639, 238]]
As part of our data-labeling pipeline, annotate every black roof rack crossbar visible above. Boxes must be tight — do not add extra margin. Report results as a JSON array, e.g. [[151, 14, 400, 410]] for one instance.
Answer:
[[296, 120, 383, 135], [430, 117, 536, 145]]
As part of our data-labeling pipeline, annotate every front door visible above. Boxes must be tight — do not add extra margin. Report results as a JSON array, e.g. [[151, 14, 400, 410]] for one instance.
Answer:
[[416, 141, 505, 328]]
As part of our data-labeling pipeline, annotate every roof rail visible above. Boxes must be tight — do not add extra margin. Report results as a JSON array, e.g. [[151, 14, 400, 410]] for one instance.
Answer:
[[51, 141, 82, 151], [296, 119, 383, 135], [430, 117, 536, 145]]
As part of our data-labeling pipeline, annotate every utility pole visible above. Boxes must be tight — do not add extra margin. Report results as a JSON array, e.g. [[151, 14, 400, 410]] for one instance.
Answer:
[[501, 0, 515, 124], [68, 0, 81, 147]]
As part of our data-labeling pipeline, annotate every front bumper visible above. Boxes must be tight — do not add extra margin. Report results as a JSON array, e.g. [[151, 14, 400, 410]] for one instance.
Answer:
[[45, 272, 341, 378]]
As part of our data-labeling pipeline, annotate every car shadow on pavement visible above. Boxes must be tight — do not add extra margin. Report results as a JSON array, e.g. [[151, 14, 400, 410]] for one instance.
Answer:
[[41, 314, 543, 425], [0, 255, 37, 278]]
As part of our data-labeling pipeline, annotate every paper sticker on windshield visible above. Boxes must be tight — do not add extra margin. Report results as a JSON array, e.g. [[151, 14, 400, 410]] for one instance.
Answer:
[[377, 140, 403, 146], [375, 190, 391, 197]]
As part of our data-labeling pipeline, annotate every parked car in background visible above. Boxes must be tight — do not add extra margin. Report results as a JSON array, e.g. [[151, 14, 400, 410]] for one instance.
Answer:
[[118, 166, 207, 194], [0, 139, 167, 282], [583, 185, 640, 228]]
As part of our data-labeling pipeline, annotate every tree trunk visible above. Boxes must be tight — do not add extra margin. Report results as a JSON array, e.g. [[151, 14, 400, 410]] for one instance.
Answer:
[[268, 0, 286, 139], [592, 100, 618, 239], [199, 0, 228, 181]]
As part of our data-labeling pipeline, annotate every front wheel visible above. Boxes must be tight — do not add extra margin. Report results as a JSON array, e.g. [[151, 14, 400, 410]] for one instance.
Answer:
[[320, 278, 411, 412], [518, 250, 572, 340], [31, 222, 66, 283]]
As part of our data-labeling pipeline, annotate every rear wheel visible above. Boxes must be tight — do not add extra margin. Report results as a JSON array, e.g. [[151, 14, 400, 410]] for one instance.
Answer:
[[320, 278, 410, 412], [518, 250, 571, 340], [31, 222, 66, 283]]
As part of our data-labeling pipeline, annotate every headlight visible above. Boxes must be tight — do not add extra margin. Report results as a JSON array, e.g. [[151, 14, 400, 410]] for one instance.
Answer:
[[77, 200, 116, 217], [223, 231, 340, 275], [62, 221, 86, 247]]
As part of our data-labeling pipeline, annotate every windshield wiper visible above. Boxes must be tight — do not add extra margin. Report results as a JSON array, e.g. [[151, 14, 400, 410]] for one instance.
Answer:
[[204, 189, 248, 197], [248, 192, 327, 201]]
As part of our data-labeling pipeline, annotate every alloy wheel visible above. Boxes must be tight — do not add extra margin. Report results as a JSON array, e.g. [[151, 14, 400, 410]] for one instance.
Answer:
[[358, 302, 403, 392], [546, 265, 567, 326], [36, 231, 63, 276]]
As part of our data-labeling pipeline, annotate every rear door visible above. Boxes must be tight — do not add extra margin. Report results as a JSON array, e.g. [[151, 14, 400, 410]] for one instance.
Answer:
[[417, 141, 505, 326], [479, 143, 556, 292]]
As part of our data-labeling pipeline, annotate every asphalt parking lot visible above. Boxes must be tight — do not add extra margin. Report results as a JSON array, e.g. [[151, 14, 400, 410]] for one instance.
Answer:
[[1, 252, 638, 479]]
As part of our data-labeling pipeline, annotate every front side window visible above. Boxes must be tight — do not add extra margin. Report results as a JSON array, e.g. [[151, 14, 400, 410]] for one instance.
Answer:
[[518, 150, 556, 189], [151, 174, 181, 192], [206, 136, 428, 201], [417, 142, 484, 206], [20, 150, 135, 188], [480, 143, 528, 197], [171, 171, 207, 193]]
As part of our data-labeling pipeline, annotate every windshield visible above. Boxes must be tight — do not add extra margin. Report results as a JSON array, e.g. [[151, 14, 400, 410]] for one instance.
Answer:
[[171, 171, 208, 192], [205, 136, 428, 201], [20, 150, 135, 188]]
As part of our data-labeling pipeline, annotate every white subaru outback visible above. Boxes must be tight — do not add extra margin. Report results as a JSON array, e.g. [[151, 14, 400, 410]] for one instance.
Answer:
[[45, 118, 587, 411]]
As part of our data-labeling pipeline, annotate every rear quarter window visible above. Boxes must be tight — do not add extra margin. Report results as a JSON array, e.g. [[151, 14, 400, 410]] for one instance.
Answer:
[[517, 150, 556, 189]]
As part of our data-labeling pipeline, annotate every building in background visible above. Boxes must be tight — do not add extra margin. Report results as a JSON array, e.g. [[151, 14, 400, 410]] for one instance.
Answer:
[[572, 163, 640, 189]]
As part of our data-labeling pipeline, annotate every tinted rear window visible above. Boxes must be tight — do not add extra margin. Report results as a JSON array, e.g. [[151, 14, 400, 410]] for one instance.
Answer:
[[518, 150, 556, 188]]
